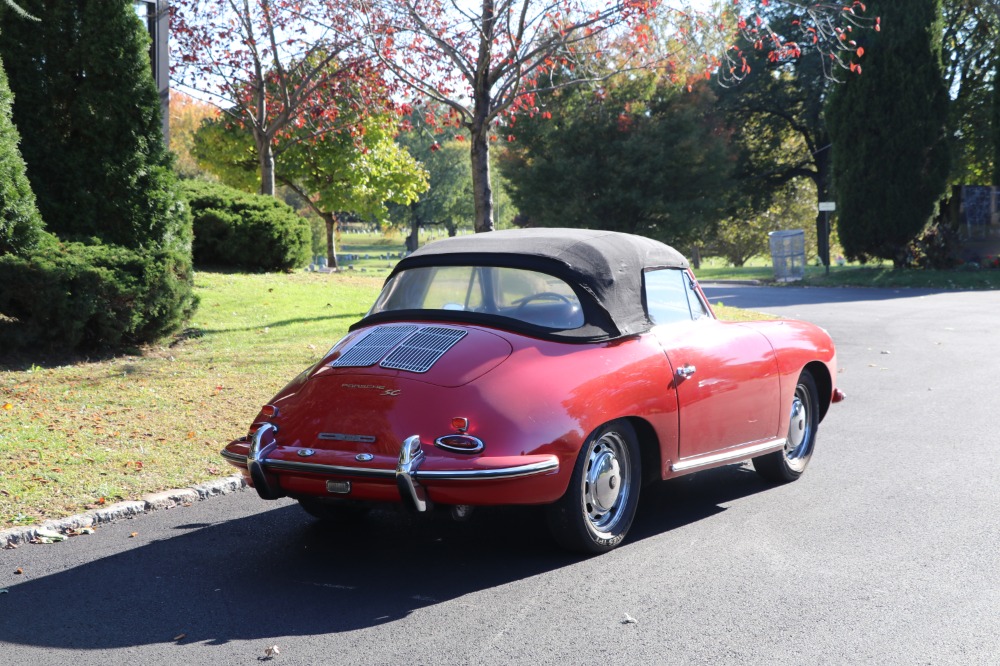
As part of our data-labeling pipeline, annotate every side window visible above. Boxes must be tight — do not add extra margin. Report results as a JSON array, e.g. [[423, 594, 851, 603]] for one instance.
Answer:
[[644, 269, 692, 325]]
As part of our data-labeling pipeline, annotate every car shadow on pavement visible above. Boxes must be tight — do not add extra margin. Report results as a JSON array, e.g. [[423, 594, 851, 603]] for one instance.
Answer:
[[0, 464, 770, 650]]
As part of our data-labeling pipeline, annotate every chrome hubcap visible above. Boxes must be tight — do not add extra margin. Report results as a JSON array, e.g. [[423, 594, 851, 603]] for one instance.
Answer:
[[784, 386, 813, 471], [583, 432, 630, 532]]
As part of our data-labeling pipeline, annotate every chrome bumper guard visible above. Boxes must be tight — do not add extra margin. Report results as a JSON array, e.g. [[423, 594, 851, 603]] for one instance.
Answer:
[[396, 435, 428, 512], [247, 422, 285, 500], [223, 432, 561, 508]]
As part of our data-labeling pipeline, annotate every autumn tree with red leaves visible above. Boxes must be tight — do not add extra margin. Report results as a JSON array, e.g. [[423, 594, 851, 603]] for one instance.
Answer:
[[170, 0, 394, 197], [359, 0, 874, 233]]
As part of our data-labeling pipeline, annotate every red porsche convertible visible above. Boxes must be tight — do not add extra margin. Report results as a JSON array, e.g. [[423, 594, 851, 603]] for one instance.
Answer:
[[222, 228, 843, 552]]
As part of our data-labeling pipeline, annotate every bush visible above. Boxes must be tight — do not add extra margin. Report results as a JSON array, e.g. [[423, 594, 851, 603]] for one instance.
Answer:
[[0, 51, 42, 257], [0, 234, 197, 353], [179, 180, 311, 271]]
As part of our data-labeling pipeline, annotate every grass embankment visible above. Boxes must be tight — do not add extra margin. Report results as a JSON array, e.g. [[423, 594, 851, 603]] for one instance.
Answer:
[[695, 261, 1000, 290], [0, 271, 384, 528]]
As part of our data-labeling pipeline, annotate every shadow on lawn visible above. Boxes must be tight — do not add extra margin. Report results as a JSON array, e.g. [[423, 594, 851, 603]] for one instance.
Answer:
[[0, 464, 767, 649]]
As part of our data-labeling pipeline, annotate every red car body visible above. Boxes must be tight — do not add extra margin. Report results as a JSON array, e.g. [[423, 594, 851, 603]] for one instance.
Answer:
[[223, 229, 842, 552]]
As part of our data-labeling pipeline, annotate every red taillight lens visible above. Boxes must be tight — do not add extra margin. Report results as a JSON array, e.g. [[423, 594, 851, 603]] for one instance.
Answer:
[[450, 417, 469, 433], [261, 404, 279, 418]]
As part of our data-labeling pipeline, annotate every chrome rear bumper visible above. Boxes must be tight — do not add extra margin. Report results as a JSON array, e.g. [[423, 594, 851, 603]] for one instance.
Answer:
[[223, 431, 560, 509]]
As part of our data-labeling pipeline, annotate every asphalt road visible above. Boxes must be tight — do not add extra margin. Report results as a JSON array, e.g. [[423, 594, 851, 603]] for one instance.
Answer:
[[2, 284, 999, 665]]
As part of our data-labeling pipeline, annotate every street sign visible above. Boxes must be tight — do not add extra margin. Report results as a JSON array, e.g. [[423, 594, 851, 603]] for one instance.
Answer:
[[818, 201, 836, 212]]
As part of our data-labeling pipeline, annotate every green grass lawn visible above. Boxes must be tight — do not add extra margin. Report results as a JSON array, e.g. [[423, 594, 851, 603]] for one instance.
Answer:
[[695, 261, 1000, 290], [0, 271, 384, 528]]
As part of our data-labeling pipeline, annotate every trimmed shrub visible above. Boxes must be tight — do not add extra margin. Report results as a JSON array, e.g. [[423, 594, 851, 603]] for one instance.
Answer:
[[0, 233, 197, 353], [180, 180, 311, 271]]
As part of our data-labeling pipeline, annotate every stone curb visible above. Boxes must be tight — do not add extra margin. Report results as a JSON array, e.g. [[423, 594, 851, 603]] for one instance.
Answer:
[[1, 475, 247, 550]]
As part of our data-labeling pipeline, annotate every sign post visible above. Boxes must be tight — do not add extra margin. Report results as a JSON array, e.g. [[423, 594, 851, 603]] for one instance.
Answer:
[[818, 202, 836, 275]]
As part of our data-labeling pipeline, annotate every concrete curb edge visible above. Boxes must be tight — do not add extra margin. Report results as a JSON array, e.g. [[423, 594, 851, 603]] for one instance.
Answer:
[[1, 475, 247, 550]]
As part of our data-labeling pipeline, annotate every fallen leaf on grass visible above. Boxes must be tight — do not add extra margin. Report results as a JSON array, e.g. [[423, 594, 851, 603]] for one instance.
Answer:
[[2, 403, 12, 410]]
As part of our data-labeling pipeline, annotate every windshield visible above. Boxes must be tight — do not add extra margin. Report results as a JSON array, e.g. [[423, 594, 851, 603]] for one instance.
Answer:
[[370, 265, 585, 330]]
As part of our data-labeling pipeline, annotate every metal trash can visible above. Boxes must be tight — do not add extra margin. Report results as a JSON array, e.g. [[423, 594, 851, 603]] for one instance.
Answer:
[[768, 229, 806, 282]]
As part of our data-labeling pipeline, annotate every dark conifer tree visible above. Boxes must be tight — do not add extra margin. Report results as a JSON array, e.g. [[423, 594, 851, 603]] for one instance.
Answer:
[[993, 54, 1000, 184], [0, 48, 42, 256], [826, 0, 951, 266], [0, 0, 188, 252]]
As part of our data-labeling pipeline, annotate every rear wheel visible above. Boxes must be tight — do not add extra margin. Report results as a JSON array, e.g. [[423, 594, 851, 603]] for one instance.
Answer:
[[546, 420, 641, 554], [297, 497, 370, 523], [753, 370, 819, 483]]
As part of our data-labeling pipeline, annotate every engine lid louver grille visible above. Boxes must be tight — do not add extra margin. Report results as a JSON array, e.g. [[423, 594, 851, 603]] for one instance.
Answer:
[[330, 324, 419, 368], [380, 327, 467, 373], [328, 324, 466, 373]]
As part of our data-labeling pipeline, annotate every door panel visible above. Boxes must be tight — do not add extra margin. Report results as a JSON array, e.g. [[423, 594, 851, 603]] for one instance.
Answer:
[[652, 319, 780, 459]]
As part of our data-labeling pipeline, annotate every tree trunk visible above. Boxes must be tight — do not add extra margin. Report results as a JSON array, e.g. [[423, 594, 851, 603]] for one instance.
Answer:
[[470, 123, 495, 233], [322, 212, 339, 269], [406, 216, 420, 253], [258, 135, 276, 196]]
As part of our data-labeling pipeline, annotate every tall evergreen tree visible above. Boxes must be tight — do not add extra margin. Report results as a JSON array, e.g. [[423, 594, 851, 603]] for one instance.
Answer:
[[827, 0, 951, 266], [0, 48, 42, 256], [0, 0, 188, 252], [994, 53, 1000, 184]]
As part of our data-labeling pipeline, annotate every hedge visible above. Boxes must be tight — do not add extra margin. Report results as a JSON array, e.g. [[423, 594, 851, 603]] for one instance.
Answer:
[[0, 234, 197, 354], [180, 180, 311, 271]]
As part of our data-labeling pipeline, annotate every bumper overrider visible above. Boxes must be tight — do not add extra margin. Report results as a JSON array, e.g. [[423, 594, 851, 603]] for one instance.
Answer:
[[221, 422, 560, 511]]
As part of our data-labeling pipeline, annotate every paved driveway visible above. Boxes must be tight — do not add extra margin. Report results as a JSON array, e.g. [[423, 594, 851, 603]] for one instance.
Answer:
[[2, 285, 998, 665]]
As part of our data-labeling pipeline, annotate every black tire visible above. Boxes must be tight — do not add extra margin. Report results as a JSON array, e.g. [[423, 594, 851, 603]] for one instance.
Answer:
[[753, 370, 819, 483], [546, 419, 641, 554], [297, 497, 370, 523]]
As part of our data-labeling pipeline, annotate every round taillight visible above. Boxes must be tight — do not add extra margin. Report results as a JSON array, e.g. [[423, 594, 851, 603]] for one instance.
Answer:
[[434, 434, 484, 454]]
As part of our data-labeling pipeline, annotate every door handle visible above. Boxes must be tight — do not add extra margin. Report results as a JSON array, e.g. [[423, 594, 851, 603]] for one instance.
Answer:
[[675, 365, 696, 379]]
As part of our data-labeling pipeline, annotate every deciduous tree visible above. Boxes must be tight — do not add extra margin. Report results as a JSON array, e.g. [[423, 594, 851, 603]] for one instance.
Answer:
[[169, 90, 221, 180], [361, 0, 875, 232], [500, 73, 734, 245], [171, 0, 393, 196], [942, 0, 1000, 184], [194, 111, 427, 268]]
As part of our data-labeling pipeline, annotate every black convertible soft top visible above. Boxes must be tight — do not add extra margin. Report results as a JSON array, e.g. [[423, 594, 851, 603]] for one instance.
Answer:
[[358, 228, 690, 341]]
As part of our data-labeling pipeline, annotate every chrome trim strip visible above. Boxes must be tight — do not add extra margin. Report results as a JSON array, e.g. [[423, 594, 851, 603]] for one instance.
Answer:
[[221, 449, 248, 466], [262, 459, 396, 478], [415, 458, 559, 480], [671, 437, 786, 473], [241, 453, 560, 481]]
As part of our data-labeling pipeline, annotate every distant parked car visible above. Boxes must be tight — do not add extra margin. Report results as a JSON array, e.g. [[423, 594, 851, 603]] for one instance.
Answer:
[[223, 229, 844, 552]]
